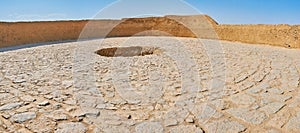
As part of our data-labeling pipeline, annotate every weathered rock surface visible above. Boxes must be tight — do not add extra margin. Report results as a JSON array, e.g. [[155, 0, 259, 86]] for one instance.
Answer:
[[0, 37, 300, 132], [11, 112, 36, 123], [55, 122, 87, 133]]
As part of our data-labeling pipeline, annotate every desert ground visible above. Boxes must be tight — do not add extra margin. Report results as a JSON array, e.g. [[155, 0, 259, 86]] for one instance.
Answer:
[[0, 36, 300, 132]]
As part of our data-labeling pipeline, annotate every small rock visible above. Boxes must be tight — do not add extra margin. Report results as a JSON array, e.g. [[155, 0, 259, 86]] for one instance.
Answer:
[[126, 100, 141, 104], [47, 111, 68, 121], [251, 105, 260, 110], [53, 104, 62, 109], [11, 112, 36, 123], [185, 116, 194, 123], [38, 101, 50, 106], [2, 114, 10, 119], [96, 104, 106, 109], [13, 78, 26, 83], [106, 106, 118, 110], [44, 95, 53, 100]]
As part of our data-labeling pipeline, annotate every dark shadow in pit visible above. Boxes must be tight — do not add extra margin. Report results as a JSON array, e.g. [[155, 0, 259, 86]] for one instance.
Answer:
[[95, 46, 161, 57]]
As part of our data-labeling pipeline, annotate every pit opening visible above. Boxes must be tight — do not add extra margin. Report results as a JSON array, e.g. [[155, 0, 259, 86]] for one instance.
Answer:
[[96, 46, 162, 57]]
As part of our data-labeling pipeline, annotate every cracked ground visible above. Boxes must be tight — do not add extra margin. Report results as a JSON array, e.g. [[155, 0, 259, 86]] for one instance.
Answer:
[[0, 37, 300, 133]]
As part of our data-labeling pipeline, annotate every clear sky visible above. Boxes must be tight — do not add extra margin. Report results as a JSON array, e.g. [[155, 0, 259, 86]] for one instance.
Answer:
[[0, 0, 299, 24]]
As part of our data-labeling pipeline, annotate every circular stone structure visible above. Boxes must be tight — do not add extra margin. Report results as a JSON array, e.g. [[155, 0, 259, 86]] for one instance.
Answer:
[[0, 37, 300, 133]]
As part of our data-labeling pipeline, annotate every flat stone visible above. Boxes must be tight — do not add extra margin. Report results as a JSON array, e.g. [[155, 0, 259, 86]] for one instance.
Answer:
[[135, 122, 164, 133], [25, 115, 56, 133], [247, 83, 270, 94], [191, 104, 217, 122], [267, 111, 291, 128], [210, 99, 229, 110], [165, 119, 178, 127], [213, 112, 224, 119], [105, 120, 122, 126], [82, 108, 100, 118], [102, 126, 130, 133], [206, 119, 246, 133], [170, 125, 203, 133], [260, 93, 292, 102], [17, 128, 32, 133], [230, 94, 256, 105], [0, 102, 23, 111], [11, 112, 36, 123], [227, 108, 267, 124], [164, 108, 189, 126], [71, 108, 100, 118], [63, 99, 77, 105], [267, 88, 284, 94], [284, 115, 300, 132], [260, 102, 285, 114], [55, 122, 87, 133], [20, 95, 36, 102], [47, 110, 68, 121], [266, 129, 281, 133]]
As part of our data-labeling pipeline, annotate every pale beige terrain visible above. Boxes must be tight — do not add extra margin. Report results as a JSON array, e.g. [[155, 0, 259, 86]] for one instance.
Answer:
[[0, 36, 300, 132]]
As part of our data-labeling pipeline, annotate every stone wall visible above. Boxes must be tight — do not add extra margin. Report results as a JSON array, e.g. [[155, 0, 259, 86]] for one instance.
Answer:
[[0, 15, 299, 48], [216, 24, 300, 48]]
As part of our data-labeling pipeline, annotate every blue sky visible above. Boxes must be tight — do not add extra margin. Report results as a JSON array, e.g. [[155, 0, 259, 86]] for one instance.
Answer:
[[0, 0, 299, 24]]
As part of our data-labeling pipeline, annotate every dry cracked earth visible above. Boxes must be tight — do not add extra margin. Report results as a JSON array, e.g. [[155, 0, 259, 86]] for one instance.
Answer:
[[0, 37, 300, 133]]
